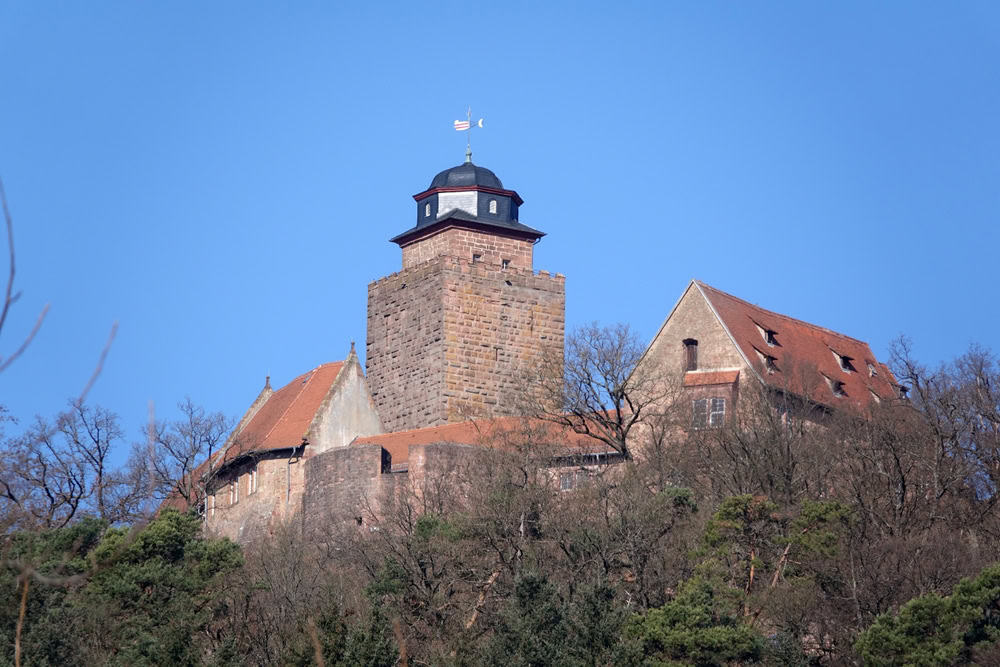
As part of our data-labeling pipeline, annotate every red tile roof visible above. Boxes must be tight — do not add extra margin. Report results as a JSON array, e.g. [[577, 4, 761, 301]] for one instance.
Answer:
[[696, 281, 898, 411], [683, 370, 740, 387], [231, 362, 344, 456], [354, 416, 615, 465], [168, 362, 346, 510]]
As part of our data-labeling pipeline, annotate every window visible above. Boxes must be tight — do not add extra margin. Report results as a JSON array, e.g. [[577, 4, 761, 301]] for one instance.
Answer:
[[230, 479, 239, 505], [867, 362, 878, 377], [501, 259, 510, 270], [560, 472, 573, 491], [683, 338, 698, 371], [823, 375, 846, 398], [472, 253, 482, 263], [693, 397, 726, 428], [709, 397, 726, 426], [424, 202, 431, 217], [249, 465, 258, 494], [756, 323, 778, 346], [209, 494, 215, 517], [754, 347, 778, 374], [832, 350, 856, 373], [489, 199, 498, 214]]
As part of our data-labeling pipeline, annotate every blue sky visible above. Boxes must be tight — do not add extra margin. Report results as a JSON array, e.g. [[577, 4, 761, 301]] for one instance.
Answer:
[[1, 2, 998, 443]]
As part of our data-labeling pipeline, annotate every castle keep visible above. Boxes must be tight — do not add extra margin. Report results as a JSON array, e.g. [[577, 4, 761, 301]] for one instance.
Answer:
[[366, 161, 565, 432]]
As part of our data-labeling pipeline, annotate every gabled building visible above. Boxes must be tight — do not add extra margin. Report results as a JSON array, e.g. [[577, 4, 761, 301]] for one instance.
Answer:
[[198, 348, 383, 542], [638, 280, 902, 427]]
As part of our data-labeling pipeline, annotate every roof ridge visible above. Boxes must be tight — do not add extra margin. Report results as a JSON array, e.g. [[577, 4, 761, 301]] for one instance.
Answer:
[[696, 280, 872, 347]]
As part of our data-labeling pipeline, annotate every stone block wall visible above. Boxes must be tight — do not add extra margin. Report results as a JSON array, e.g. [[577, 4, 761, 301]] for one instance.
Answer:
[[368, 254, 565, 432], [401, 227, 534, 270], [367, 261, 447, 432], [440, 257, 564, 423], [204, 448, 306, 543], [643, 285, 748, 376]]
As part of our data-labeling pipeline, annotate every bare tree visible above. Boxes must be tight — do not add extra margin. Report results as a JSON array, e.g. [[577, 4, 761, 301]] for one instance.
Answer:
[[142, 397, 231, 506], [527, 322, 677, 461]]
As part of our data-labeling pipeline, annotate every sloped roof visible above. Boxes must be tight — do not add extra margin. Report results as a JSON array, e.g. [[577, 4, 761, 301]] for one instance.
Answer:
[[228, 362, 345, 457], [353, 416, 616, 465], [696, 281, 898, 411], [193, 362, 345, 480]]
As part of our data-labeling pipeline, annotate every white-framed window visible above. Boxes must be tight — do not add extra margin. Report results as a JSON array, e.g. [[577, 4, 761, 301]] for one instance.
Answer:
[[249, 464, 258, 494], [230, 478, 239, 505], [693, 397, 726, 428], [489, 199, 498, 214], [560, 472, 573, 491], [424, 202, 431, 217]]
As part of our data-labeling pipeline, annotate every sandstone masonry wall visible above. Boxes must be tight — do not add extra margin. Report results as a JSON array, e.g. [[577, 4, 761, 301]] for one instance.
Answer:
[[367, 262, 447, 433], [367, 254, 564, 432], [401, 227, 534, 270]]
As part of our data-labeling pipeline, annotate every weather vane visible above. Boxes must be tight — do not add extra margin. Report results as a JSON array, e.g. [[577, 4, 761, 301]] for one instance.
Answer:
[[453, 107, 484, 163]]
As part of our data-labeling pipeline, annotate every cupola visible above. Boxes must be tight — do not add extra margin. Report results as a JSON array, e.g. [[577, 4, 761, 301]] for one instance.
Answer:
[[390, 161, 544, 247]]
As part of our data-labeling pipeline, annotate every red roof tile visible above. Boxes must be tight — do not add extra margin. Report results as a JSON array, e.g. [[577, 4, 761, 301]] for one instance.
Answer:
[[172, 362, 346, 505], [354, 416, 614, 465], [683, 370, 740, 387], [696, 282, 899, 411]]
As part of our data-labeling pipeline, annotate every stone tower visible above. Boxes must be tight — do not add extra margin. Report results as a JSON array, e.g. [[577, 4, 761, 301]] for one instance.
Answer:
[[366, 161, 565, 433]]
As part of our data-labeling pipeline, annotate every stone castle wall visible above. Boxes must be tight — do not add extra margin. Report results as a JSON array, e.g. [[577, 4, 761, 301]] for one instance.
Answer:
[[401, 227, 534, 270], [367, 255, 564, 433]]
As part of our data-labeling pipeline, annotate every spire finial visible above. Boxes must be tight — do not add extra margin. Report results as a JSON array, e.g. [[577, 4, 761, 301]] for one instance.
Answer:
[[453, 108, 484, 164], [465, 106, 472, 163]]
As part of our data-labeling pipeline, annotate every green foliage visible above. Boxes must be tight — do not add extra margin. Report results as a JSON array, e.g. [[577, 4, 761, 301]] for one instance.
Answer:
[[855, 562, 1000, 666], [479, 572, 630, 667], [625, 575, 764, 667], [0, 509, 243, 666]]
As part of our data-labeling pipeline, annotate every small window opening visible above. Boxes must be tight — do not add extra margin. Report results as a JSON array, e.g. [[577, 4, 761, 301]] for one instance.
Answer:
[[824, 375, 846, 398], [489, 199, 498, 214], [472, 253, 482, 263], [755, 348, 778, 374], [424, 202, 431, 217], [683, 338, 698, 371], [833, 350, 856, 373], [867, 362, 878, 377], [501, 258, 510, 270], [756, 323, 778, 346]]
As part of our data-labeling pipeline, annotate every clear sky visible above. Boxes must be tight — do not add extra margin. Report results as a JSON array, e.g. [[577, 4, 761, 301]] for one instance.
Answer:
[[1, 2, 998, 444]]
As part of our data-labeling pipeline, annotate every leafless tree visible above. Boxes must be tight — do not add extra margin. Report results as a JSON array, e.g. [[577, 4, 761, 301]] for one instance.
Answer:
[[526, 322, 679, 461], [142, 397, 231, 506]]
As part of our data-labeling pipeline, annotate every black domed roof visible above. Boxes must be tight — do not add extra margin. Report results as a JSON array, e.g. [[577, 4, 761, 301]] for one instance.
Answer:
[[429, 162, 504, 190]]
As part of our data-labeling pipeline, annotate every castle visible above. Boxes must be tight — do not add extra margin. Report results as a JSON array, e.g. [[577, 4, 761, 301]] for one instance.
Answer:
[[185, 159, 900, 544]]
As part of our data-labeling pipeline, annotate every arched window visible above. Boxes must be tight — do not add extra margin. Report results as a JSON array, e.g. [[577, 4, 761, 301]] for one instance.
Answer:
[[489, 199, 497, 214], [424, 202, 431, 217]]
